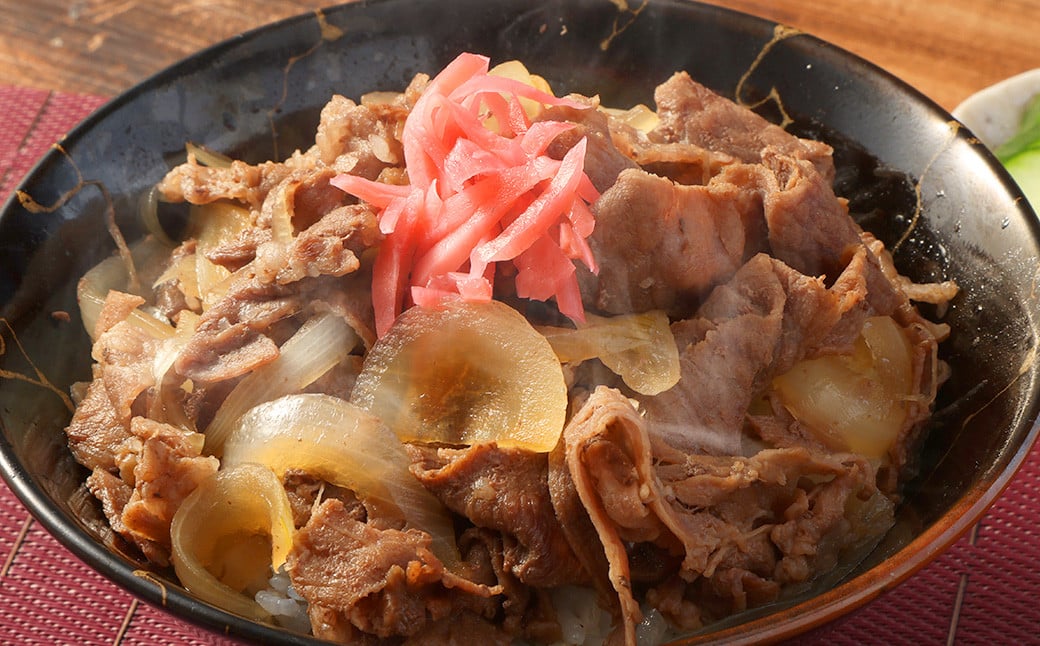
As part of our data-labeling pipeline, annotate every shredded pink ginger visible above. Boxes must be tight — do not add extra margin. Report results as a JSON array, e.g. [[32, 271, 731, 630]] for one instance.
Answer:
[[331, 53, 600, 337]]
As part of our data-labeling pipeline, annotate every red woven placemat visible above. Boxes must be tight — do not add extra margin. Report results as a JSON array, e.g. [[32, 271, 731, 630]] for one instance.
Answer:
[[1, 84, 1038, 645]]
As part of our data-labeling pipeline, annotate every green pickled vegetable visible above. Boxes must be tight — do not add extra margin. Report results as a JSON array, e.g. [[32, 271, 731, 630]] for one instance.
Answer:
[[996, 94, 1040, 208]]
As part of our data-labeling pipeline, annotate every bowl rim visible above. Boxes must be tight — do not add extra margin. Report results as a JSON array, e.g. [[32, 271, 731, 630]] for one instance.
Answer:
[[2, 0, 1039, 644]]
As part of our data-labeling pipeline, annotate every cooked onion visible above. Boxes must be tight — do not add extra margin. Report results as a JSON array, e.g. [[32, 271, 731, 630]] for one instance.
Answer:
[[487, 59, 554, 123], [350, 300, 568, 452], [204, 312, 359, 454], [223, 393, 459, 566], [170, 463, 294, 621], [188, 201, 252, 309], [186, 142, 234, 169], [772, 316, 913, 458], [601, 104, 661, 133], [539, 310, 680, 396], [78, 237, 171, 340], [138, 185, 177, 247]]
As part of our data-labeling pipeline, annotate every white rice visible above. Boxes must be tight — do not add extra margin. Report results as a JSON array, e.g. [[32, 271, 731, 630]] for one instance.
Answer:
[[255, 567, 311, 634]]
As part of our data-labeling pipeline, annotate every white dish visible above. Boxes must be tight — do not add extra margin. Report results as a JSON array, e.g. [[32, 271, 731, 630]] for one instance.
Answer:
[[953, 68, 1040, 149]]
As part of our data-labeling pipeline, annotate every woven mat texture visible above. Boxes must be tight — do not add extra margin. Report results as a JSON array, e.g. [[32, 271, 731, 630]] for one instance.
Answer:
[[1, 84, 1038, 645]]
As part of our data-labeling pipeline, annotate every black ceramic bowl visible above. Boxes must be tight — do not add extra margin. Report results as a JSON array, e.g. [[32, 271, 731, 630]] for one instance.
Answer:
[[2, 0, 1038, 644]]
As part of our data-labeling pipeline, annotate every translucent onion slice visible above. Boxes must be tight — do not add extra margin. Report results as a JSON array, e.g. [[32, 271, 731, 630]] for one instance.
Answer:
[[223, 393, 459, 566], [601, 104, 661, 133], [540, 310, 680, 396], [204, 312, 359, 455], [772, 316, 914, 458], [188, 201, 252, 309], [139, 185, 177, 247], [186, 142, 234, 169], [78, 237, 171, 340], [170, 463, 293, 621], [152, 310, 200, 385], [350, 300, 568, 452], [487, 59, 554, 122]]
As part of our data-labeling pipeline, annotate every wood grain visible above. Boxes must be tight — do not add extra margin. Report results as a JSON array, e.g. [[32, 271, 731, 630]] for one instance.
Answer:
[[0, 0, 1037, 110]]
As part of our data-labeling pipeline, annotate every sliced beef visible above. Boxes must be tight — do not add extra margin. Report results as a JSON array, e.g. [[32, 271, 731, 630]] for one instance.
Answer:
[[640, 250, 881, 455], [175, 171, 379, 384], [286, 498, 501, 640], [408, 443, 586, 588], [255, 167, 349, 236], [539, 98, 639, 193], [314, 94, 407, 178], [92, 290, 146, 339], [172, 276, 292, 383], [117, 418, 218, 554], [756, 149, 862, 279], [650, 71, 835, 182], [402, 612, 513, 646], [560, 387, 662, 646], [87, 417, 216, 566], [172, 275, 372, 390], [281, 469, 368, 529], [66, 373, 131, 472], [547, 438, 617, 614], [579, 146, 866, 318], [562, 386, 889, 642], [92, 308, 166, 423], [158, 94, 404, 210], [608, 116, 737, 187], [203, 227, 271, 272], [455, 528, 565, 644], [255, 203, 380, 286], [157, 158, 297, 211], [578, 166, 761, 316], [863, 231, 959, 313]]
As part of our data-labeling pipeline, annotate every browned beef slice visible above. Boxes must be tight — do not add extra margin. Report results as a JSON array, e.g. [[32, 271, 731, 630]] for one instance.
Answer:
[[255, 167, 351, 235], [608, 114, 738, 187], [408, 443, 586, 589], [257, 203, 381, 286], [539, 99, 639, 193], [640, 245, 901, 455], [315, 94, 408, 178], [92, 290, 145, 339], [85, 468, 133, 537], [563, 387, 887, 641], [120, 419, 217, 539], [86, 418, 216, 566], [454, 528, 564, 644], [647, 238, 944, 493], [66, 374, 131, 472], [90, 293, 168, 422], [547, 438, 618, 614], [650, 443, 887, 622], [287, 499, 501, 640], [280, 469, 368, 529], [158, 94, 403, 211], [157, 158, 293, 210], [173, 276, 299, 383], [578, 167, 760, 316], [176, 183, 378, 385], [757, 149, 863, 279], [650, 71, 835, 182], [401, 611, 513, 646], [561, 387, 663, 646], [203, 227, 271, 271]]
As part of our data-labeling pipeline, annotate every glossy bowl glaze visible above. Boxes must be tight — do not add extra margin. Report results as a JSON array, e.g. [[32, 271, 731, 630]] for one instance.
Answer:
[[1, 0, 1038, 644]]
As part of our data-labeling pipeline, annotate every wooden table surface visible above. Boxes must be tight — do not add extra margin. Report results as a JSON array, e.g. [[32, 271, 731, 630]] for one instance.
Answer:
[[2, 0, 1038, 111]]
